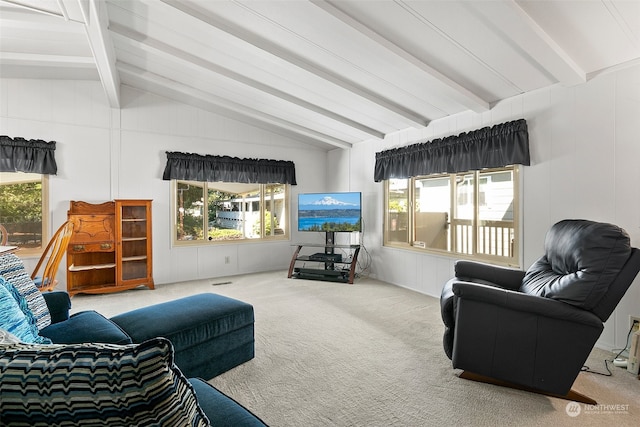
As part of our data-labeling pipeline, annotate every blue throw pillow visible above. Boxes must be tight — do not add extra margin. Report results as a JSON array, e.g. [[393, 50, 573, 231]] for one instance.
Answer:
[[0, 277, 51, 344]]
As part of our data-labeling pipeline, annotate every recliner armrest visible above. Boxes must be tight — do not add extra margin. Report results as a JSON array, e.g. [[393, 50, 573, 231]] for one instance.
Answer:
[[452, 281, 602, 327], [450, 280, 604, 395], [454, 260, 525, 290], [41, 291, 71, 324]]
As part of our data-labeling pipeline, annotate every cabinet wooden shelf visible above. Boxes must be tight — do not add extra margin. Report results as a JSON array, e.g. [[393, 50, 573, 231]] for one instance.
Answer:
[[67, 200, 154, 296], [68, 263, 116, 272], [122, 255, 147, 261]]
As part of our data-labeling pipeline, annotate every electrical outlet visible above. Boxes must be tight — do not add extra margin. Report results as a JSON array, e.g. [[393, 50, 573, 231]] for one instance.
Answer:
[[224, 256, 230, 264], [631, 315, 640, 331]]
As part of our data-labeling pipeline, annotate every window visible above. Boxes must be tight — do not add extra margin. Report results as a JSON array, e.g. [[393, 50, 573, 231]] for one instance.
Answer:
[[173, 180, 288, 244], [384, 166, 519, 266], [0, 172, 49, 254]]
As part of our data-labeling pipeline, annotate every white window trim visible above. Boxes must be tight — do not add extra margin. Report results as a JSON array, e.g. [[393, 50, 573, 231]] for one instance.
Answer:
[[171, 180, 289, 247], [383, 166, 521, 268], [0, 173, 49, 256]]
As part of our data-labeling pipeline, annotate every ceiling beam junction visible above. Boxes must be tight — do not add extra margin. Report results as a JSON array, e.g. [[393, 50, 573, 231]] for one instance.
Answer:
[[80, 0, 120, 107]]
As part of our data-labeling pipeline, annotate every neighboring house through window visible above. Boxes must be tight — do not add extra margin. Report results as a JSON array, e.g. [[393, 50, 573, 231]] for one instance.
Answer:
[[384, 166, 520, 266], [172, 180, 288, 244], [375, 119, 530, 267], [163, 151, 296, 246]]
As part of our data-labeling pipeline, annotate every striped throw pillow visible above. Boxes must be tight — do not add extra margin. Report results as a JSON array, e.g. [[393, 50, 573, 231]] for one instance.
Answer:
[[0, 337, 210, 426], [0, 253, 51, 330]]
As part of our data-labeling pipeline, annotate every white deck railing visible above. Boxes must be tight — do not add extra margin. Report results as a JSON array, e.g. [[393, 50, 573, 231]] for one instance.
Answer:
[[452, 219, 514, 258]]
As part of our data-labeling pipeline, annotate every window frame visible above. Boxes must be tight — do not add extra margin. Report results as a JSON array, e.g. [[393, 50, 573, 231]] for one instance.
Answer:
[[0, 172, 49, 256], [171, 180, 289, 246], [383, 166, 521, 267]]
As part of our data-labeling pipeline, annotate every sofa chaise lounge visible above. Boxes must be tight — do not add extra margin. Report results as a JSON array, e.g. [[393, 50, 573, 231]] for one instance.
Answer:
[[0, 253, 267, 426]]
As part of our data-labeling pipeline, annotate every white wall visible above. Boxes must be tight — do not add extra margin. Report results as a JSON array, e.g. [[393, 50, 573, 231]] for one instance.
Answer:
[[0, 80, 327, 286], [334, 64, 640, 351], [2, 65, 638, 351]]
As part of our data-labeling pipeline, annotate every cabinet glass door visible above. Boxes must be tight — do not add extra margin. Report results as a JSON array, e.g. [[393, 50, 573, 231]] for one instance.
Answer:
[[117, 201, 151, 283]]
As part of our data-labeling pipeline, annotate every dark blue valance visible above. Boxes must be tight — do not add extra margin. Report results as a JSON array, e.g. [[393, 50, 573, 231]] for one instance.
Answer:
[[374, 119, 530, 181], [0, 136, 58, 175], [162, 151, 297, 185]]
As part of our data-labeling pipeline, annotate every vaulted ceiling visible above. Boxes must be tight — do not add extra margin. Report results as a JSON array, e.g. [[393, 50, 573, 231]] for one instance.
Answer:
[[1, 0, 639, 150]]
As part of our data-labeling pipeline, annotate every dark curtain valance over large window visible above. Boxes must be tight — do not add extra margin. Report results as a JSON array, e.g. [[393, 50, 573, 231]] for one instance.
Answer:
[[374, 119, 529, 182], [162, 151, 297, 185], [0, 136, 58, 174]]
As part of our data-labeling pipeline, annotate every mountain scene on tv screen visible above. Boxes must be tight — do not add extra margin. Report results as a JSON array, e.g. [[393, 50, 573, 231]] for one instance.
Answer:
[[298, 194, 361, 231]]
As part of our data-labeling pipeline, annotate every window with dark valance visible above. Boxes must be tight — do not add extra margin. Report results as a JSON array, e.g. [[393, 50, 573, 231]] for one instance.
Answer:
[[162, 151, 297, 185], [374, 119, 529, 182], [0, 136, 58, 174]]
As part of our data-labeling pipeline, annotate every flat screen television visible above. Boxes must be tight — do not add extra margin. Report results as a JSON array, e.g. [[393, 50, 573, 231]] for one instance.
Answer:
[[298, 192, 362, 232]]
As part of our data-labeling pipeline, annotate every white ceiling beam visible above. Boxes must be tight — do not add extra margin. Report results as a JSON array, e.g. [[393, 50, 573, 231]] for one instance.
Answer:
[[159, 0, 427, 129], [80, 0, 120, 107], [118, 63, 353, 150], [109, 22, 383, 140], [1, 0, 65, 19], [56, 0, 69, 20], [602, 0, 639, 50], [587, 57, 640, 80], [0, 4, 85, 28], [466, 0, 585, 86], [0, 51, 95, 67], [310, 0, 490, 113]]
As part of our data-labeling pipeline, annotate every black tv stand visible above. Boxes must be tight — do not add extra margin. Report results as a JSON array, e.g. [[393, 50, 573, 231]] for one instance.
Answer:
[[288, 232, 360, 284]]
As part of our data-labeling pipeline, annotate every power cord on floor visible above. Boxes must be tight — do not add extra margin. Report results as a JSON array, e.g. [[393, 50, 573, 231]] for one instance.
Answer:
[[581, 322, 636, 377], [354, 218, 371, 279], [581, 360, 612, 376], [355, 243, 372, 278]]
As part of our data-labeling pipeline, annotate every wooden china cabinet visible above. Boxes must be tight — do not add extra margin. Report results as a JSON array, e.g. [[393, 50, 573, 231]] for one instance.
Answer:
[[66, 199, 154, 296]]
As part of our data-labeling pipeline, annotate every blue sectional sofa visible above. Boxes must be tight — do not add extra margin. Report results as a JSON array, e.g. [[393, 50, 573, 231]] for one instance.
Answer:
[[41, 291, 256, 380], [0, 253, 267, 426]]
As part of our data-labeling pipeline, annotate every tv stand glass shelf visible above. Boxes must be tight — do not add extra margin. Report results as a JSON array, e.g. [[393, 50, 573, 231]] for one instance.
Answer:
[[288, 242, 361, 284]]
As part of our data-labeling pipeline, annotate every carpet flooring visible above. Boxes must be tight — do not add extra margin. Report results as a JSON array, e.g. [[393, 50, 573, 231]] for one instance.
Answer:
[[70, 270, 640, 427]]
